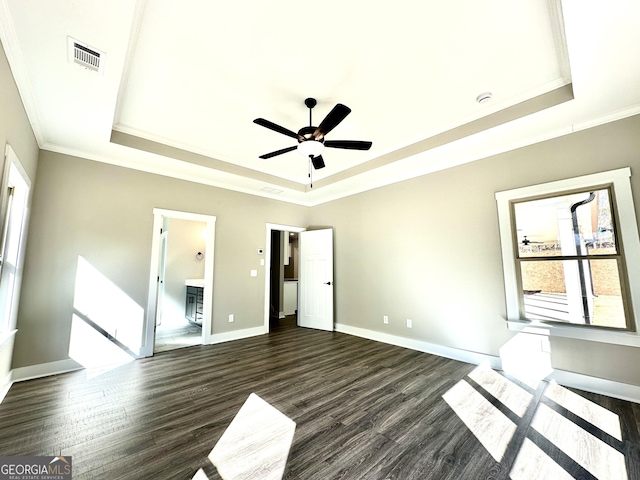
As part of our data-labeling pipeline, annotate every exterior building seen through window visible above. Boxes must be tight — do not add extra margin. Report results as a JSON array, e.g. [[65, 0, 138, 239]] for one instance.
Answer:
[[513, 187, 629, 330]]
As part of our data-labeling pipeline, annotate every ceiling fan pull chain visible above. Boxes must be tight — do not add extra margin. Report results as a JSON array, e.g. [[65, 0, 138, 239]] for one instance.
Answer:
[[309, 156, 313, 188]]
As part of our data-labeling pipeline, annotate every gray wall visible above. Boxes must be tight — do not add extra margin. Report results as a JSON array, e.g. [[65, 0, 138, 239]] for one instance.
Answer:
[[309, 114, 640, 386], [0, 42, 38, 390], [12, 151, 309, 368], [6, 40, 640, 389], [0, 44, 38, 181]]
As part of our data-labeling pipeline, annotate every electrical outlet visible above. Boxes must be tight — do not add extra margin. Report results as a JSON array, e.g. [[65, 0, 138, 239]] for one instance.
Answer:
[[229, 314, 234, 323], [383, 315, 389, 324], [406, 319, 412, 328]]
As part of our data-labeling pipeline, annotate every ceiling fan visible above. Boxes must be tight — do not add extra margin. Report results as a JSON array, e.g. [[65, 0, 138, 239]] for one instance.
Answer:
[[521, 235, 543, 246], [253, 98, 372, 172]]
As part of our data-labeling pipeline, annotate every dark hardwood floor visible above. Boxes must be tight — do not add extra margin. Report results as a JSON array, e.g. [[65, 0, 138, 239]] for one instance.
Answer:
[[1, 317, 640, 479]]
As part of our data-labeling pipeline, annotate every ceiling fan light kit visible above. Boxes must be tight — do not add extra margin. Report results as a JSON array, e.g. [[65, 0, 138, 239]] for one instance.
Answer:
[[297, 139, 324, 158], [253, 97, 372, 184]]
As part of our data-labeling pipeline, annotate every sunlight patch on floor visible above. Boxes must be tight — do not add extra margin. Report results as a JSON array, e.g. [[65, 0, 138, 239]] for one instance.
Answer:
[[543, 380, 622, 441], [531, 402, 627, 479], [468, 362, 533, 417], [208, 393, 296, 480], [510, 438, 574, 480], [191, 468, 209, 479], [444, 363, 628, 479], [442, 379, 517, 462]]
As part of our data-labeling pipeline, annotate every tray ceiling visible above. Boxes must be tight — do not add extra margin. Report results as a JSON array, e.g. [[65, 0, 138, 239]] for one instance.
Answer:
[[1, 1, 639, 205]]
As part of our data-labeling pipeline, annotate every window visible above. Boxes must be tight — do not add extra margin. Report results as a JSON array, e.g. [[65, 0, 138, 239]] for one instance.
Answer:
[[0, 185, 15, 282], [514, 187, 629, 329], [496, 168, 640, 346], [0, 145, 32, 338]]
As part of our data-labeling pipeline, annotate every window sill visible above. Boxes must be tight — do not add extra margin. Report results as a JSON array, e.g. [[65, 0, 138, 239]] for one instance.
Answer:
[[507, 320, 640, 347], [0, 329, 17, 348]]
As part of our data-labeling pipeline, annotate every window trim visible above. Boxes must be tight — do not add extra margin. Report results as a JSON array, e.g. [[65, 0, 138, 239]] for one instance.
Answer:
[[496, 168, 640, 347]]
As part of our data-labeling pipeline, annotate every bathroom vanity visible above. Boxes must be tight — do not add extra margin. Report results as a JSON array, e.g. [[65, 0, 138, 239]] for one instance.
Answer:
[[185, 279, 204, 325]]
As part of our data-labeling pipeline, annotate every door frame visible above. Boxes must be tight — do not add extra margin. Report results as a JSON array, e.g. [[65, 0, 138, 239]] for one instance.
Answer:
[[155, 228, 168, 327], [263, 223, 305, 332], [144, 208, 217, 356]]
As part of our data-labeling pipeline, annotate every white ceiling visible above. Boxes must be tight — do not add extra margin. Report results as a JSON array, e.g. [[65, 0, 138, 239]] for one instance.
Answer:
[[1, 0, 639, 206]]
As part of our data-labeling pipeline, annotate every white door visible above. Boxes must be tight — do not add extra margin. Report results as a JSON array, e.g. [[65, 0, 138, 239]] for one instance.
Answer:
[[298, 229, 334, 331]]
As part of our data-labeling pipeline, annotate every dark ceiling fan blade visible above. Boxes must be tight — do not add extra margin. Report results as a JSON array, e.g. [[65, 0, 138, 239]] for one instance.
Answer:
[[259, 145, 297, 159], [324, 140, 372, 150], [313, 104, 351, 139], [311, 155, 325, 170], [254, 118, 301, 140]]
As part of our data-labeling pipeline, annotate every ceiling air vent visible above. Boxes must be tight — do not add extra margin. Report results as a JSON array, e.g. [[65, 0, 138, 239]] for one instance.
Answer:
[[261, 187, 283, 194], [68, 37, 105, 74]]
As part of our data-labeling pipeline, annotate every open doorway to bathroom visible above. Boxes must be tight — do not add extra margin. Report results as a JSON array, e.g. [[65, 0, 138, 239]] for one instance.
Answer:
[[154, 217, 207, 352], [144, 209, 216, 357]]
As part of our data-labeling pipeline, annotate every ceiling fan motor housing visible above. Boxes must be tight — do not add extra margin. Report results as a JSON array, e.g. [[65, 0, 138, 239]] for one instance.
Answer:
[[298, 126, 322, 143]]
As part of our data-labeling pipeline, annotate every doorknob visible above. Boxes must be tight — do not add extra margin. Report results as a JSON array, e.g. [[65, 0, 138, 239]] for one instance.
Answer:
[[324, 281, 332, 285]]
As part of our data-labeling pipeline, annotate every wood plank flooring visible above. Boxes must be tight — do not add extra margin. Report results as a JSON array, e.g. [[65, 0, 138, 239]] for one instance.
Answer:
[[1, 317, 640, 479]]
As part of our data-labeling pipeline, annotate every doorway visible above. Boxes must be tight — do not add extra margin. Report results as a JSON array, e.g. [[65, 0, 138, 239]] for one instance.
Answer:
[[154, 217, 207, 353], [264, 223, 305, 333], [144, 209, 216, 357]]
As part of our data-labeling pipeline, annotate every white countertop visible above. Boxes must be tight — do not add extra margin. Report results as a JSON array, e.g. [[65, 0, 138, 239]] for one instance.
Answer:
[[185, 278, 205, 287]]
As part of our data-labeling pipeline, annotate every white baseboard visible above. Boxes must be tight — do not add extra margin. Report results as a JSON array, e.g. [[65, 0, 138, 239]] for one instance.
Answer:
[[0, 372, 11, 404], [0, 330, 17, 404], [279, 311, 285, 319], [335, 323, 502, 369], [335, 323, 640, 404], [208, 326, 266, 345], [7, 325, 640, 405], [548, 370, 640, 404], [11, 358, 83, 383], [9, 327, 266, 384]]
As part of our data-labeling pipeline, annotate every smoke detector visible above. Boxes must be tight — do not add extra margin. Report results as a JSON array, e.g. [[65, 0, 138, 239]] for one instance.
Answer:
[[476, 92, 493, 104], [68, 37, 105, 74]]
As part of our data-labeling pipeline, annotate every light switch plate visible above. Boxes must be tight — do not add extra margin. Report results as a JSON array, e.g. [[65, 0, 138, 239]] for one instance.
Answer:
[[251, 269, 258, 277]]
